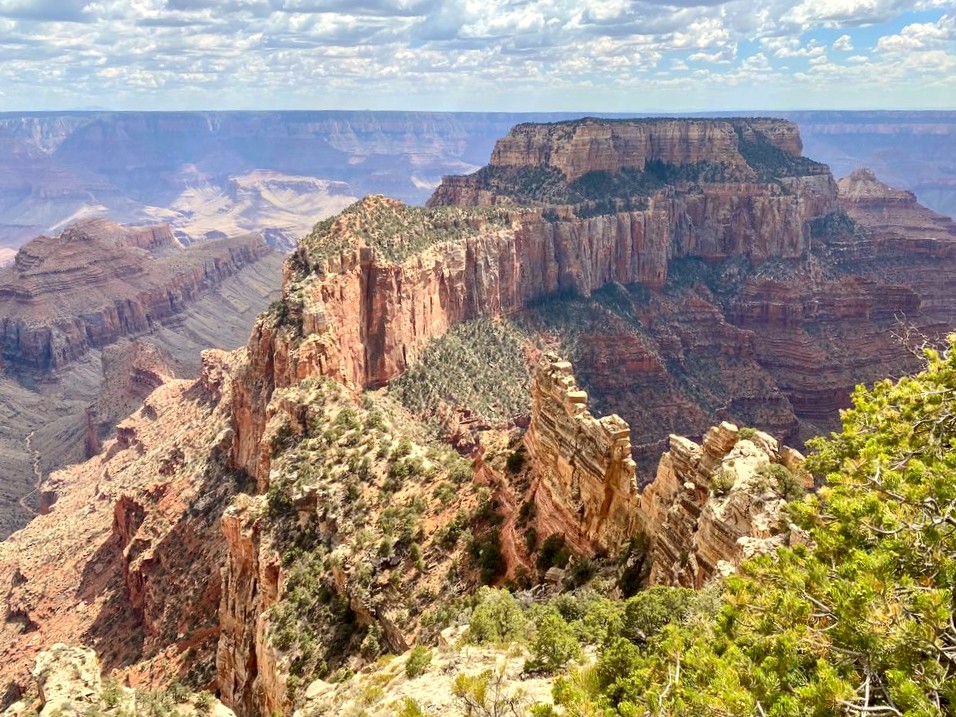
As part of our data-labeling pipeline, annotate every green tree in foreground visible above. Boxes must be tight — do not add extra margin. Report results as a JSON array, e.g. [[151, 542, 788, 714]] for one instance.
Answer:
[[558, 338, 956, 716]]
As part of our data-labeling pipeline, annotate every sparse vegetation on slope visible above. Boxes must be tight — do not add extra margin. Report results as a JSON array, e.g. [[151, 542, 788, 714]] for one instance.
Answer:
[[299, 196, 514, 265], [256, 376, 527, 704], [391, 318, 532, 425]]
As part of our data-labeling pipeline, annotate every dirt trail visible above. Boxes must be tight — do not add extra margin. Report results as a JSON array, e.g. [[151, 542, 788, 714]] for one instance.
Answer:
[[17, 430, 42, 517]]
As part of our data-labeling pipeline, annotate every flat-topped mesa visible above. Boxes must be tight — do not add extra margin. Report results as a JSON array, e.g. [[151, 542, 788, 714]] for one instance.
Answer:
[[524, 353, 639, 554], [428, 117, 833, 212], [0, 219, 273, 372], [428, 118, 837, 266], [488, 117, 803, 181]]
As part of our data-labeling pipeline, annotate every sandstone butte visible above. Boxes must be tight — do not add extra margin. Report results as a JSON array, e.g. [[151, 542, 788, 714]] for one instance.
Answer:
[[234, 117, 956, 473], [2, 117, 956, 716]]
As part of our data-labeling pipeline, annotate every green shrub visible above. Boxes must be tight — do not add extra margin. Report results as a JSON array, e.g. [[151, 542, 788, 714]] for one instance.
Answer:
[[100, 678, 122, 708], [506, 450, 526, 473], [394, 697, 429, 717], [536, 534, 571, 571], [756, 462, 803, 501], [475, 533, 507, 585], [621, 585, 695, 644], [710, 466, 735, 496], [452, 668, 526, 717], [405, 646, 433, 679], [193, 691, 215, 715], [525, 611, 582, 674], [738, 426, 756, 440], [467, 587, 527, 645], [566, 557, 596, 587], [433, 482, 457, 505], [517, 499, 535, 524]]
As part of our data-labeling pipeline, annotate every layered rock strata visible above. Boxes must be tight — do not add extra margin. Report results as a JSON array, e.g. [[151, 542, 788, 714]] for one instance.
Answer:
[[0, 219, 274, 373], [524, 354, 639, 554], [521, 355, 806, 586], [234, 120, 838, 480], [638, 422, 809, 588], [7, 118, 956, 717]]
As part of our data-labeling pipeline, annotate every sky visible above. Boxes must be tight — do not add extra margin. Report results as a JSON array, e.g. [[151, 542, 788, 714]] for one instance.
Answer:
[[0, 0, 953, 112]]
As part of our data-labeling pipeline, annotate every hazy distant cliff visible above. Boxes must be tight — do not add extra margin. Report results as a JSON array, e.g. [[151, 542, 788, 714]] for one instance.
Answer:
[[0, 219, 273, 372]]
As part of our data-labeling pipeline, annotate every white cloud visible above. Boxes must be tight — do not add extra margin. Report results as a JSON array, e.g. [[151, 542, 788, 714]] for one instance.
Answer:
[[782, 0, 949, 31], [0, 1, 950, 110], [832, 33, 853, 51], [877, 13, 954, 52]]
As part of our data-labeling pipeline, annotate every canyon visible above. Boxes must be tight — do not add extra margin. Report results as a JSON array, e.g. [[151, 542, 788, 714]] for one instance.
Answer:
[[0, 219, 282, 537], [1, 111, 953, 262], [2, 116, 956, 716]]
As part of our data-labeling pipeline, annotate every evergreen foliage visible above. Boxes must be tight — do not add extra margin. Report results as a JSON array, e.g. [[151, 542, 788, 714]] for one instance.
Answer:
[[391, 318, 531, 424], [550, 338, 956, 716], [301, 199, 513, 264]]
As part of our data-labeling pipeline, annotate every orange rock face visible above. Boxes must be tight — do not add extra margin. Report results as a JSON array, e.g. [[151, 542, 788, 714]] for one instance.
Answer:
[[9, 118, 956, 717], [524, 355, 639, 554], [0, 350, 243, 698], [471, 118, 802, 182]]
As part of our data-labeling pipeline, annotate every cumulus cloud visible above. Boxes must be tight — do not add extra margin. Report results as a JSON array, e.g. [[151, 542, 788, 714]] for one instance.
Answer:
[[0, 0, 950, 110], [832, 33, 853, 51], [0, 0, 90, 22]]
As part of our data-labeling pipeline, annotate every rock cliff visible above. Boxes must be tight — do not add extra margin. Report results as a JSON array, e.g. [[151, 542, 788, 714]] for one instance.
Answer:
[[521, 354, 806, 587], [479, 118, 803, 181], [231, 119, 956, 487], [524, 354, 638, 554], [0, 217, 283, 538], [0, 350, 242, 700], [0, 219, 273, 373], [637, 422, 809, 588]]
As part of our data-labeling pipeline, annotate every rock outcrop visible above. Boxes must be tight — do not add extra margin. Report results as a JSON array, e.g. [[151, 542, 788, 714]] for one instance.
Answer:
[[474, 118, 803, 181], [217, 496, 285, 717], [0, 218, 283, 538], [524, 354, 638, 554], [233, 120, 841, 481], [521, 354, 808, 585], [638, 422, 809, 588], [0, 219, 274, 373], [28, 644, 101, 717], [0, 351, 243, 698]]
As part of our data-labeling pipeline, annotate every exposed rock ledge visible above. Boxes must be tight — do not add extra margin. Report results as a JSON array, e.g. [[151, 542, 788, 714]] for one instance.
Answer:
[[525, 353, 811, 587], [525, 353, 639, 554]]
